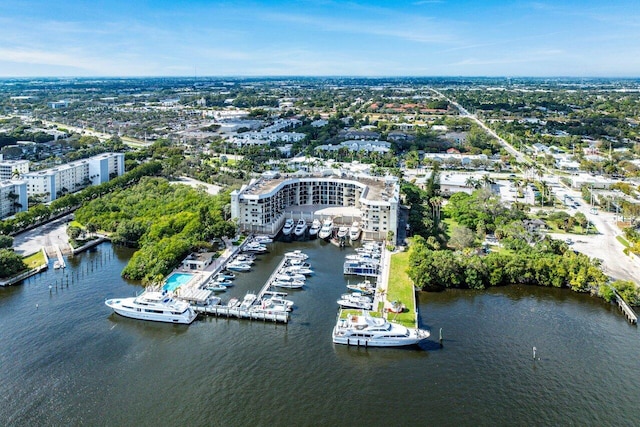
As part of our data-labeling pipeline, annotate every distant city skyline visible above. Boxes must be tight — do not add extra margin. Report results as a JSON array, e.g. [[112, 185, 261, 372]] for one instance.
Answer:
[[1, 0, 639, 77]]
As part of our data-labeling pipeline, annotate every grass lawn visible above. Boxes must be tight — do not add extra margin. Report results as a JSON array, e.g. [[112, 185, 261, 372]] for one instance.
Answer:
[[387, 250, 417, 328], [617, 235, 630, 248], [23, 251, 46, 269], [442, 217, 459, 240]]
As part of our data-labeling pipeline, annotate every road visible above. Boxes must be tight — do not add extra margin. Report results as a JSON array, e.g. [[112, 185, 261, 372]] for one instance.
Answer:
[[430, 88, 527, 163]]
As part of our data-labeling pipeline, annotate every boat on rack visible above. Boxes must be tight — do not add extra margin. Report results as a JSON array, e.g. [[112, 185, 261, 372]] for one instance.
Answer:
[[337, 226, 349, 239], [293, 219, 307, 237], [105, 291, 197, 324], [332, 311, 430, 347], [349, 221, 361, 241], [309, 219, 321, 238], [318, 218, 333, 240], [282, 219, 295, 236]]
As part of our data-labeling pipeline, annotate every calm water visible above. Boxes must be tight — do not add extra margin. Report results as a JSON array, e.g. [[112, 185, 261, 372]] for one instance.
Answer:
[[1, 241, 640, 426]]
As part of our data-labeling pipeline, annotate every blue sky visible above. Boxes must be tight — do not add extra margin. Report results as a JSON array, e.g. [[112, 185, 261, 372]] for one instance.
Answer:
[[1, 0, 639, 77]]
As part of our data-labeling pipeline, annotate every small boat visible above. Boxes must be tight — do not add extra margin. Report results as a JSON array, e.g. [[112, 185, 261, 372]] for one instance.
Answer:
[[242, 242, 268, 253], [337, 294, 373, 310], [281, 265, 314, 276], [253, 235, 273, 244], [309, 219, 321, 238], [226, 261, 251, 272], [337, 226, 349, 239], [215, 272, 236, 281], [206, 283, 227, 292], [286, 258, 311, 268], [349, 221, 361, 241], [227, 297, 240, 308], [272, 279, 305, 289], [284, 250, 308, 260], [234, 254, 255, 264], [318, 218, 333, 240], [293, 219, 307, 237], [275, 272, 306, 282], [240, 293, 257, 309], [105, 291, 197, 324], [282, 219, 295, 236], [346, 280, 376, 295], [259, 296, 294, 312], [332, 312, 430, 347], [189, 296, 222, 310]]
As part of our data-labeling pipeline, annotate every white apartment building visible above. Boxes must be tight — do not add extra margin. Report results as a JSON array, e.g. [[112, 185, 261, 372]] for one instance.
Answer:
[[22, 153, 125, 202], [0, 180, 28, 219], [231, 174, 399, 240], [232, 131, 306, 147], [0, 160, 30, 180]]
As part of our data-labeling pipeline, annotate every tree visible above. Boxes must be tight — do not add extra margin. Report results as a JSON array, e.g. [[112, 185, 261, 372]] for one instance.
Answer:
[[449, 225, 475, 250], [0, 235, 13, 249], [0, 249, 26, 278]]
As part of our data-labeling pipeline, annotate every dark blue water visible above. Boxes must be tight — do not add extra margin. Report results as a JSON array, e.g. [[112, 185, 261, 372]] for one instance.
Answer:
[[1, 242, 639, 426]]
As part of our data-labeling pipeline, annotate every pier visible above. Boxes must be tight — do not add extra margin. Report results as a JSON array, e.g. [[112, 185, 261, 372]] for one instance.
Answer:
[[54, 244, 66, 269], [612, 288, 637, 324]]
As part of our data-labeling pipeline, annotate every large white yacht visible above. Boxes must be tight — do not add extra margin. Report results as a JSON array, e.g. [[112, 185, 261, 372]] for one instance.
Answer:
[[332, 312, 430, 347], [318, 218, 333, 240], [349, 221, 361, 241], [309, 219, 321, 238], [105, 291, 197, 324], [293, 218, 307, 237], [282, 219, 295, 236]]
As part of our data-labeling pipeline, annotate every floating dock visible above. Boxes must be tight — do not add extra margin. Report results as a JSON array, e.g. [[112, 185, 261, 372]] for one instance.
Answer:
[[53, 244, 66, 269]]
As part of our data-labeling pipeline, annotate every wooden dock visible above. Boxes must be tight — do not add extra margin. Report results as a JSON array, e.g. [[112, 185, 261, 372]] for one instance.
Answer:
[[612, 289, 637, 324], [54, 244, 66, 269]]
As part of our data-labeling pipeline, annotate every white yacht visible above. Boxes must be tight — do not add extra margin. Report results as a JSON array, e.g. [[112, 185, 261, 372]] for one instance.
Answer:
[[332, 312, 430, 347], [349, 221, 361, 241], [105, 291, 197, 324], [293, 219, 307, 237], [226, 261, 252, 272], [281, 265, 314, 276], [318, 218, 333, 240], [275, 272, 306, 282], [272, 278, 305, 289], [346, 280, 376, 295], [309, 219, 321, 238], [284, 250, 308, 260], [253, 235, 274, 244], [337, 293, 373, 310], [337, 226, 349, 239], [282, 219, 295, 236]]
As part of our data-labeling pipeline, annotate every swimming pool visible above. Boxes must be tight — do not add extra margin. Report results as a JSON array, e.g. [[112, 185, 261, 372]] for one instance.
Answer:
[[163, 273, 195, 291]]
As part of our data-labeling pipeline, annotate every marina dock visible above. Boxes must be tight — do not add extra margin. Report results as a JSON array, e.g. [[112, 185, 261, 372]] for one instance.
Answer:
[[612, 288, 637, 324], [54, 244, 66, 269]]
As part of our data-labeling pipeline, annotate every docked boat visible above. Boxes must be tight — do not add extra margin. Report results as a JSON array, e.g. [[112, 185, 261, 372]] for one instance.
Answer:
[[349, 221, 361, 241], [332, 312, 430, 347], [281, 265, 314, 276], [214, 272, 235, 281], [105, 291, 197, 324], [226, 261, 252, 272], [259, 295, 294, 312], [234, 254, 255, 264], [240, 293, 257, 309], [275, 272, 306, 282], [337, 226, 349, 239], [242, 242, 268, 253], [343, 259, 380, 277], [346, 280, 376, 295], [318, 218, 333, 240], [253, 235, 274, 244], [309, 219, 321, 238], [293, 219, 307, 237], [227, 297, 240, 308], [286, 258, 311, 268], [282, 218, 295, 236], [206, 283, 227, 292], [337, 293, 373, 310], [272, 278, 305, 289], [284, 250, 308, 260]]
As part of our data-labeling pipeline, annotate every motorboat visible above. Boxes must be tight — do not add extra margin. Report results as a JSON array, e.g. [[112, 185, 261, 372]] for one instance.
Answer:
[[309, 219, 321, 238], [215, 272, 235, 281], [234, 254, 255, 264], [253, 235, 273, 244], [105, 291, 197, 324], [337, 293, 373, 310], [286, 258, 311, 268], [275, 272, 306, 282], [318, 218, 333, 240], [346, 280, 376, 295], [272, 278, 305, 289], [282, 219, 295, 236], [343, 259, 380, 276], [226, 261, 252, 272], [242, 242, 268, 253], [284, 250, 308, 260], [240, 293, 257, 309], [188, 296, 222, 310], [227, 297, 240, 308], [337, 226, 349, 239], [206, 283, 227, 292], [332, 312, 430, 347], [293, 219, 307, 237], [259, 295, 294, 312], [281, 265, 314, 276], [349, 221, 361, 241]]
